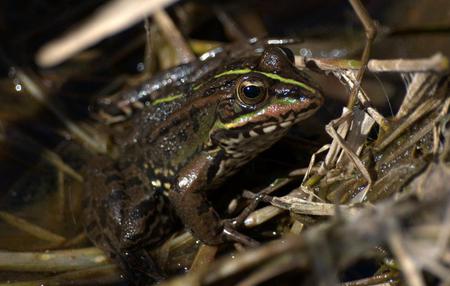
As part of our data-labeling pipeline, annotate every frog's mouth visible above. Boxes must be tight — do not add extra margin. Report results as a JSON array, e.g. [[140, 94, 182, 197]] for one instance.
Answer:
[[211, 103, 320, 150], [223, 97, 321, 134], [244, 106, 319, 137]]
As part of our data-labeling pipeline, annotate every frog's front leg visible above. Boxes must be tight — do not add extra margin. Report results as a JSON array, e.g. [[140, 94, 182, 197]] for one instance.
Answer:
[[169, 152, 257, 246]]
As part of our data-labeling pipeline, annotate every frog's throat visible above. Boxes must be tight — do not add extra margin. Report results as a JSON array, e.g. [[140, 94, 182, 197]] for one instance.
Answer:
[[214, 69, 316, 94]]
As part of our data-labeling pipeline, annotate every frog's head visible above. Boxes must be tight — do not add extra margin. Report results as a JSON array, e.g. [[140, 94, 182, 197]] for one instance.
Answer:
[[209, 46, 323, 157]]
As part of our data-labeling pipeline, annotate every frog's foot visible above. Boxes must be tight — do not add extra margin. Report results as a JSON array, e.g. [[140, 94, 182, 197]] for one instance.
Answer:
[[222, 222, 259, 247], [219, 191, 269, 247], [224, 191, 268, 230]]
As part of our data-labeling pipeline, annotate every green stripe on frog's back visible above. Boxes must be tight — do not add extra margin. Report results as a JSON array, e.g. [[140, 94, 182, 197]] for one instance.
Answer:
[[192, 83, 204, 91], [214, 69, 316, 94], [152, 94, 183, 105], [152, 82, 205, 106]]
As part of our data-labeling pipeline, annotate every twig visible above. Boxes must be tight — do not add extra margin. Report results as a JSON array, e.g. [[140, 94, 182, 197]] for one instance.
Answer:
[[340, 272, 399, 286], [325, 114, 373, 201], [15, 69, 107, 155], [375, 96, 443, 151], [396, 74, 440, 119], [153, 10, 195, 64], [0, 265, 121, 286], [0, 211, 66, 244], [0, 247, 107, 272], [368, 53, 448, 73], [36, 0, 177, 67], [295, 53, 448, 73], [387, 221, 425, 286], [269, 196, 361, 217], [347, 0, 377, 109]]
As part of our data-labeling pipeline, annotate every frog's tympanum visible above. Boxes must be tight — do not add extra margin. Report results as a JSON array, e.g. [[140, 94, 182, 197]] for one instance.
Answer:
[[83, 46, 323, 284]]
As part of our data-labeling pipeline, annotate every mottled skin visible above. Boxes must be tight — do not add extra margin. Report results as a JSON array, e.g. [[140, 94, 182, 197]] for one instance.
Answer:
[[84, 46, 323, 284]]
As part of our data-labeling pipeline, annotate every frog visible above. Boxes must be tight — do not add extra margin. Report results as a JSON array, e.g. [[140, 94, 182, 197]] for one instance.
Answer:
[[83, 45, 323, 284]]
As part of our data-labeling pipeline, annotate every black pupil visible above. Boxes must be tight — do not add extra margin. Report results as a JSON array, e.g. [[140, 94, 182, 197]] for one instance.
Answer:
[[243, 85, 262, 98]]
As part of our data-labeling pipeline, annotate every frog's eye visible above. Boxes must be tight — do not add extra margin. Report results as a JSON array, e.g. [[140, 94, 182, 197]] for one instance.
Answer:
[[237, 77, 267, 106]]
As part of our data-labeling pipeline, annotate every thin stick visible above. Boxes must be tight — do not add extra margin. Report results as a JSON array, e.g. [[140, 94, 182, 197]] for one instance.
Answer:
[[153, 10, 196, 64], [190, 245, 218, 272], [0, 247, 107, 272], [387, 221, 425, 286], [214, 7, 248, 42], [36, 0, 177, 67], [369, 53, 448, 73], [296, 54, 448, 74], [375, 97, 443, 151], [325, 116, 373, 201], [0, 128, 83, 182], [57, 170, 65, 222], [16, 69, 107, 154], [0, 211, 66, 244], [347, 0, 377, 109]]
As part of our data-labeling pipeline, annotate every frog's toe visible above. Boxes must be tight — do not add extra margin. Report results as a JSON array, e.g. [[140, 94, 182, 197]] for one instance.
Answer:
[[222, 226, 259, 247]]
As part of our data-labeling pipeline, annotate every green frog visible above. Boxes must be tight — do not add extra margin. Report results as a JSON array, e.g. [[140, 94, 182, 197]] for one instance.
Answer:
[[83, 46, 323, 284]]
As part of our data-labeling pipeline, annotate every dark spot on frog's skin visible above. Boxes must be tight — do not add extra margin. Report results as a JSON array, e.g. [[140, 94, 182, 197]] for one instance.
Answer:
[[156, 126, 169, 138], [125, 177, 142, 188], [163, 147, 172, 159], [228, 146, 237, 152], [109, 189, 129, 201], [130, 199, 154, 220], [178, 130, 188, 142], [141, 220, 161, 243], [105, 174, 121, 185], [189, 105, 199, 116], [125, 197, 173, 243], [192, 118, 200, 132], [118, 160, 133, 170], [228, 132, 240, 139], [196, 201, 212, 215], [171, 117, 183, 127], [189, 107, 200, 132]]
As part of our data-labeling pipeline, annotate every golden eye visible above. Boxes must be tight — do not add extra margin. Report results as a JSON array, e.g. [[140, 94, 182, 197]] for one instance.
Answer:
[[237, 78, 267, 105]]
